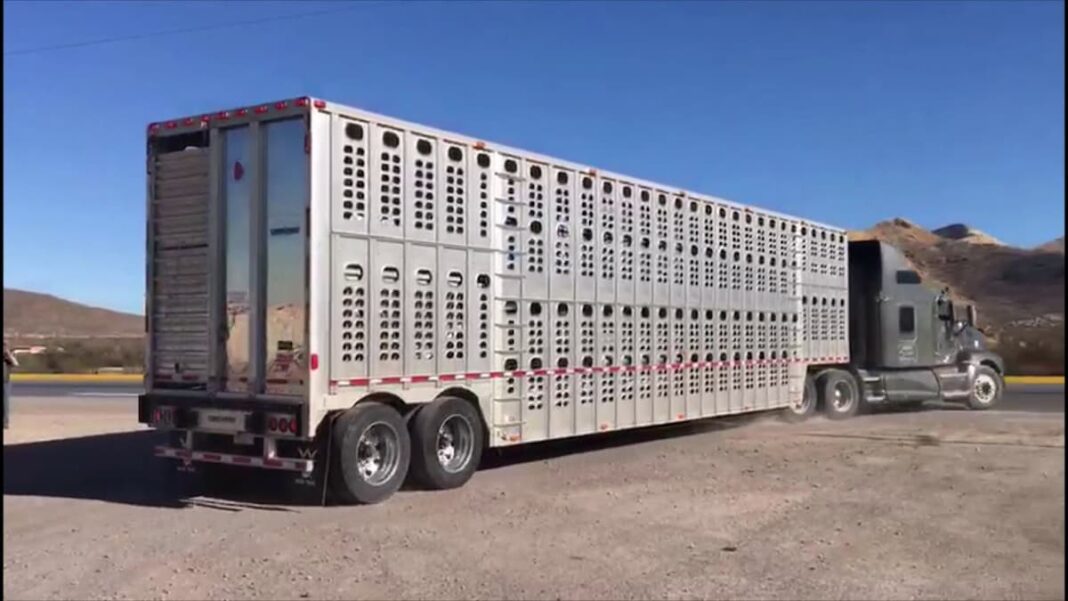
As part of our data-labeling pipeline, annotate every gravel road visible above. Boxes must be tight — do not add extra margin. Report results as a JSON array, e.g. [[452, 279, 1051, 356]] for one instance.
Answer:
[[3, 393, 1064, 600]]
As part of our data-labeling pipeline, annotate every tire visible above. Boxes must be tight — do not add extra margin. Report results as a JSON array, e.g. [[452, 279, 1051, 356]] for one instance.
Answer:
[[330, 402, 411, 505], [409, 396, 485, 491], [819, 369, 862, 420], [781, 375, 818, 422], [967, 366, 1003, 410]]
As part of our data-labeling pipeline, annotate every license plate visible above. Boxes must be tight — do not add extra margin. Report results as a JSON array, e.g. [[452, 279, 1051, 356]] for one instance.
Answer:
[[197, 409, 245, 433], [234, 433, 255, 445]]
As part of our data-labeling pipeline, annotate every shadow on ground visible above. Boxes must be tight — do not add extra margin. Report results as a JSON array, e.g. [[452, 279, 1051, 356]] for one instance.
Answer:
[[1, 412, 770, 509]]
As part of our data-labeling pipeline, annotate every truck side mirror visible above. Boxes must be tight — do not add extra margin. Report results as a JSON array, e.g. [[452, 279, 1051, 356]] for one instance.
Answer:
[[966, 305, 977, 327], [937, 298, 953, 321]]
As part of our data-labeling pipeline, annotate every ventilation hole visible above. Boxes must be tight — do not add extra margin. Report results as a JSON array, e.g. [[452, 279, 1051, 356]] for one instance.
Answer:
[[505, 159, 518, 173], [476, 274, 490, 288], [345, 123, 364, 140], [477, 153, 491, 168], [383, 131, 400, 148], [530, 165, 543, 179]]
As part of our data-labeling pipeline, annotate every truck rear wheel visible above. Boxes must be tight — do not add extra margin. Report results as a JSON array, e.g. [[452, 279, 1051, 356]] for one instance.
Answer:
[[330, 402, 411, 505], [819, 369, 861, 420], [409, 396, 484, 490], [781, 375, 818, 422], [967, 366, 1003, 410]]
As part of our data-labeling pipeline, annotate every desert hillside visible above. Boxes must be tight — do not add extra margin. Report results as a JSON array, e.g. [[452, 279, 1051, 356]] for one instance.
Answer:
[[851, 220, 1064, 374], [3, 289, 142, 339]]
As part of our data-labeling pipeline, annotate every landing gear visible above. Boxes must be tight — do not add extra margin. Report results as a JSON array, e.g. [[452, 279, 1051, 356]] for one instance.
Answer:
[[782, 375, 818, 422]]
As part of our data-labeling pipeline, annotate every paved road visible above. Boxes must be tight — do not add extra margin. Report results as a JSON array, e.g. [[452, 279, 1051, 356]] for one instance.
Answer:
[[11, 381, 1064, 412]]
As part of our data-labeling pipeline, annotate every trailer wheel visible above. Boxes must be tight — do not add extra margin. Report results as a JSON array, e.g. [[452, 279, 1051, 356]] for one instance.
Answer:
[[967, 366, 1003, 410], [330, 402, 411, 505], [409, 396, 484, 491], [819, 369, 861, 420], [781, 375, 818, 422]]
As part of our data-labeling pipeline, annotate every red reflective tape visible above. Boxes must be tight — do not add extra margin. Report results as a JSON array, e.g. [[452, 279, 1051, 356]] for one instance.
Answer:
[[489, 371, 505, 379], [439, 374, 457, 382], [176, 450, 192, 459], [231, 456, 252, 465], [380, 376, 403, 384], [201, 453, 222, 462], [512, 370, 527, 378], [532, 369, 548, 376], [263, 458, 284, 468], [466, 372, 486, 380], [349, 378, 369, 386], [409, 375, 430, 383]]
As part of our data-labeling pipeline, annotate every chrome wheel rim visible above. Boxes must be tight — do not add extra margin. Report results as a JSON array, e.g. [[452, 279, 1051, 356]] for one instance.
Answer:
[[436, 414, 475, 474], [974, 374, 997, 404], [356, 421, 401, 486], [832, 381, 855, 412]]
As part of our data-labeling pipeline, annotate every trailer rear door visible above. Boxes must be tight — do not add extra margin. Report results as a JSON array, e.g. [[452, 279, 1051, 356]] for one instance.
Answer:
[[148, 114, 309, 399]]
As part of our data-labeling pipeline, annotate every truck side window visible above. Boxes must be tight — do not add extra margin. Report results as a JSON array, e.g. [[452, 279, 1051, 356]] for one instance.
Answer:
[[899, 306, 916, 335], [895, 270, 922, 284]]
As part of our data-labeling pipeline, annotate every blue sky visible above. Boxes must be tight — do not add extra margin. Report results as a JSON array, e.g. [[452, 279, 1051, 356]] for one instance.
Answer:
[[3, 1, 1064, 314]]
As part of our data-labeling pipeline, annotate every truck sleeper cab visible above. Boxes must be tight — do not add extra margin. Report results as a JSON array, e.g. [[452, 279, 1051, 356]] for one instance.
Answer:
[[140, 97, 1002, 505]]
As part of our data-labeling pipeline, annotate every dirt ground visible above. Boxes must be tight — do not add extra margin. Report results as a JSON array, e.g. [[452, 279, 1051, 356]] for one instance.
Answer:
[[3, 396, 1064, 600]]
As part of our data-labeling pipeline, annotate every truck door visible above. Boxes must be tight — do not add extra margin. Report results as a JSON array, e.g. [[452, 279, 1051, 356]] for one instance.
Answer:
[[218, 118, 309, 397]]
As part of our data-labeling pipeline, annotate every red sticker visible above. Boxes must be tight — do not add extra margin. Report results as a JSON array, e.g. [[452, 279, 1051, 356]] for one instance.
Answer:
[[233, 161, 244, 181]]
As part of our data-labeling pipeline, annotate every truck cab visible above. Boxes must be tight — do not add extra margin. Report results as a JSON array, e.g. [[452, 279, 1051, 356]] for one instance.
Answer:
[[846, 240, 1005, 409]]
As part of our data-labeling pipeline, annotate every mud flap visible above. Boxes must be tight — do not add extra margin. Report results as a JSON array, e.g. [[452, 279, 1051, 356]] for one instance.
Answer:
[[288, 411, 339, 507]]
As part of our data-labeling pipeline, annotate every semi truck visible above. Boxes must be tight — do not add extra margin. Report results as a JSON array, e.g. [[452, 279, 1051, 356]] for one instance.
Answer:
[[140, 97, 1005, 504]]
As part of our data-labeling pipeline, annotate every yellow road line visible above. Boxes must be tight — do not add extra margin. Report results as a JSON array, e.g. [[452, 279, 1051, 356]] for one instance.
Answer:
[[10, 373, 143, 383], [1004, 376, 1064, 385]]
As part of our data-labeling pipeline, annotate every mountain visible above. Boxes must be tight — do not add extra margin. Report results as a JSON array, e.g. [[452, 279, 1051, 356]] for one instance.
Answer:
[[1036, 236, 1065, 254], [932, 223, 1004, 246], [2, 289, 142, 339], [851, 219, 1064, 374]]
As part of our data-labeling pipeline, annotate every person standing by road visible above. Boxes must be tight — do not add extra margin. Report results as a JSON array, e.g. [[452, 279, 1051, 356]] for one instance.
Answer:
[[3, 341, 17, 429]]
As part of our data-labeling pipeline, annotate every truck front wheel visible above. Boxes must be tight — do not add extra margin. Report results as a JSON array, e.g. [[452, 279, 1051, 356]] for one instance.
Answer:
[[330, 402, 411, 505], [967, 366, 1003, 410], [819, 369, 862, 420], [409, 396, 484, 490]]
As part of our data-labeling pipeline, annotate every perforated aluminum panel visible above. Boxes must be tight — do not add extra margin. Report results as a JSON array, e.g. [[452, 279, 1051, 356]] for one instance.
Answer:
[[322, 102, 850, 448]]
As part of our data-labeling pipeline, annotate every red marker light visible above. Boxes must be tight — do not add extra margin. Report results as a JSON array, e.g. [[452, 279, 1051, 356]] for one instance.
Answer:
[[165, 122, 178, 129], [294, 97, 308, 107], [254, 106, 269, 114], [275, 101, 288, 110], [200, 115, 211, 123], [183, 118, 195, 126], [268, 417, 278, 432], [216, 111, 230, 120], [288, 418, 298, 434], [236, 108, 248, 117], [313, 100, 326, 109], [310, 353, 319, 371], [148, 123, 160, 134]]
